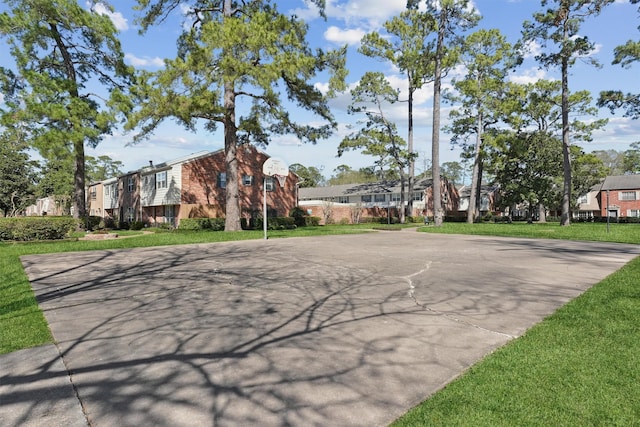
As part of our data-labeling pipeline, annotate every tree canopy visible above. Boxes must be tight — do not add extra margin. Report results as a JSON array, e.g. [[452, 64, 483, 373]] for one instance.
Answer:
[[0, 127, 38, 216], [0, 0, 132, 220], [127, 0, 347, 230], [522, 0, 615, 225]]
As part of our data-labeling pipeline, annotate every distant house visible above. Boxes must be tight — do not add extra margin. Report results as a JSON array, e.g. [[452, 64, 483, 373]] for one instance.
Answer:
[[596, 175, 640, 219], [25, 196, 69, 216], [574, 183, 601, 220], [298, 177, 459, 224], [84, 145, 296, 227], [457, 184, 501, 218]]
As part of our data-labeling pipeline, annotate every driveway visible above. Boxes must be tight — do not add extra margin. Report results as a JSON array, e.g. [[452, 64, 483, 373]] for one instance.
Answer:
[[6, 232, 640, 426]]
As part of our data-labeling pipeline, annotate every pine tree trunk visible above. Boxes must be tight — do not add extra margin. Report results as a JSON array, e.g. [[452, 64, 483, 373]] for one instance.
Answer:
[[406, 87, 414, 219], [560, 20, 571, 226], [223, 79, 241, 231]]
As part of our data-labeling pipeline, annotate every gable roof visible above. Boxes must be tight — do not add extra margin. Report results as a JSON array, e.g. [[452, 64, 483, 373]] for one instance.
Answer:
[[299, 177, 437, 200], [457, 184, 499, 198], [600, 174, 640, 191]]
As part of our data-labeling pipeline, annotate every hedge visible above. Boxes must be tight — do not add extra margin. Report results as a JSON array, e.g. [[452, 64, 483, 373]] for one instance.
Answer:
[[0, 216, 78, 241], [178, 217, 226, 231]]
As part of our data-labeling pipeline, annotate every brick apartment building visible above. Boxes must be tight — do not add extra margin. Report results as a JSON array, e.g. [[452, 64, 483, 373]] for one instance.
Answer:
[[85, 145, 297, 227], [597, 175, 640, 219]]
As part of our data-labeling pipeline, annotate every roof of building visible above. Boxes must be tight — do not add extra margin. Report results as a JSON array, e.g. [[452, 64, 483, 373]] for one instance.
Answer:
[[299, 177, 436, 200], [600, 174, 640, 191], [140, 150, 212, 174], [457, 184, 499, 197]]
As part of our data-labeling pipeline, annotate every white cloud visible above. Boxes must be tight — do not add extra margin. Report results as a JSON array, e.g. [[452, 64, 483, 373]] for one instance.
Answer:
[[324, 26, 365, 46], [326, 0, 405, 26], [91, 2, 129, 31], [521, 40, 542, 59], [125, 53, 165, 68], [509, 68, 550, 85], [289, 0, 323, 21]]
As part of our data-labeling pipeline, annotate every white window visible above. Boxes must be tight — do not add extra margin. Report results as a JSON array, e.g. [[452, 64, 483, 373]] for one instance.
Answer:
[[629, 210, 640, 217], [577, 194, 588, 204], [413, 192, 423, 201], [218, 172, 227, 188], [480, 196, 490, 211], [90, 187, 97, 200], [156, 171, 167, 189], [620, 191, 637, 201], [390, 193, 401, 202], [242, 175, 254, 186], [166, 205, 175, 225], [361, 195, 372, 203], [127, 207, 134, 222], [337, 196, 349, 203], [128, 176, 135, 193], [105, 185, 110, 196], [265, 177, 275, 192], [374, 194, 386, 203]]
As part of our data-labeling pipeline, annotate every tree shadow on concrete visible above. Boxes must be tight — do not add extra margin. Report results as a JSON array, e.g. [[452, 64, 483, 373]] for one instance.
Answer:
[[13, 240, 488, 427], [13, 233, 634, 426]]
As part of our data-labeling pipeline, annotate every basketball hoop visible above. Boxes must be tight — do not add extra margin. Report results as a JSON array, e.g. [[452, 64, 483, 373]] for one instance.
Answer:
[[261, 157, 289, 240], [275, 174, 287, 188]]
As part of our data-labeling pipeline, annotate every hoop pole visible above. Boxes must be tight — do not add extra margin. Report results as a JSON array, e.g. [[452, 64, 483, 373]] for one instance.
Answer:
[[263, 176, 268, 240]]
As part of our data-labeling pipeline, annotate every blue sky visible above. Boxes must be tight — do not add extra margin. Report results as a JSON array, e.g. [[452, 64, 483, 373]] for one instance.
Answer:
[[3, 0, 639, 181]]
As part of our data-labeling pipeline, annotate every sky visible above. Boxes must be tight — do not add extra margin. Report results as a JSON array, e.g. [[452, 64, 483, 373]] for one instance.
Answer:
[[2, 0, 639, 182]]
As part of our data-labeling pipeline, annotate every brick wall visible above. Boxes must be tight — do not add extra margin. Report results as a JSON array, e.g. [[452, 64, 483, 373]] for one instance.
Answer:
[[181, 145, 297, 221], [301, 204, 404, 224], [598, 189, 640, 217]]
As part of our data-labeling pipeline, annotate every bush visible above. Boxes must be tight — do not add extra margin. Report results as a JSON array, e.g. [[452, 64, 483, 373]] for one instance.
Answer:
[[289, 206, 308, 227], [87, 215, 102, 231], [129, 221, 146, 230], [253, 216, 296, 230], [178, 218, 225, 231], [0, 216, 78, 241], [305, 216, 320, 226]]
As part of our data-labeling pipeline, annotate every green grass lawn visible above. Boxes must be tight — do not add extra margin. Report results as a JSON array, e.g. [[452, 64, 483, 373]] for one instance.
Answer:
[[393, 255, 640, 426], [2, 222, 639, 425], [417, 221, 640, 244]]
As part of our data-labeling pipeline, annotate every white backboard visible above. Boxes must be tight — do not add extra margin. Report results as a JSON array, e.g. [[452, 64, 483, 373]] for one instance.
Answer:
[[262, 157, 288, 177]]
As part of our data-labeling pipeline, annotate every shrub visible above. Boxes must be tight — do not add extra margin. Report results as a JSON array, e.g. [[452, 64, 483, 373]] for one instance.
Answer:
[[0, 216, 78, 241], [130, 221, 146, 230], [87, 215, 102, 230], [253, 216, 296, 230], [289, 206, 308, 227], [305, 216, 320, 226], [178, 218, 225, 231]]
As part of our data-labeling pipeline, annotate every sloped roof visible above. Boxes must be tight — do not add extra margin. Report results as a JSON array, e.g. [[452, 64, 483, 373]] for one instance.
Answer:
[[299, 178, 435, 199], [457, 184, 499, 198], [600, 174, 640, 191]]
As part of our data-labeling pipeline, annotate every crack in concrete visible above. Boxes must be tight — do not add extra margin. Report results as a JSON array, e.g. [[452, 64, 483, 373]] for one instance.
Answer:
[[404, 262, 516, 340]]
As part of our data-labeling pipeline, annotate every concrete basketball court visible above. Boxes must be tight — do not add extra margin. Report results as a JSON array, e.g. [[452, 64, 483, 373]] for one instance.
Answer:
[[5, 231, 640, 426]]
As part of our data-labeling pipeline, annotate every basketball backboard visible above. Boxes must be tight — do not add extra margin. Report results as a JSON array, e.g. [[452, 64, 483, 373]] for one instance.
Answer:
[[262, 157, 288, 177]]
